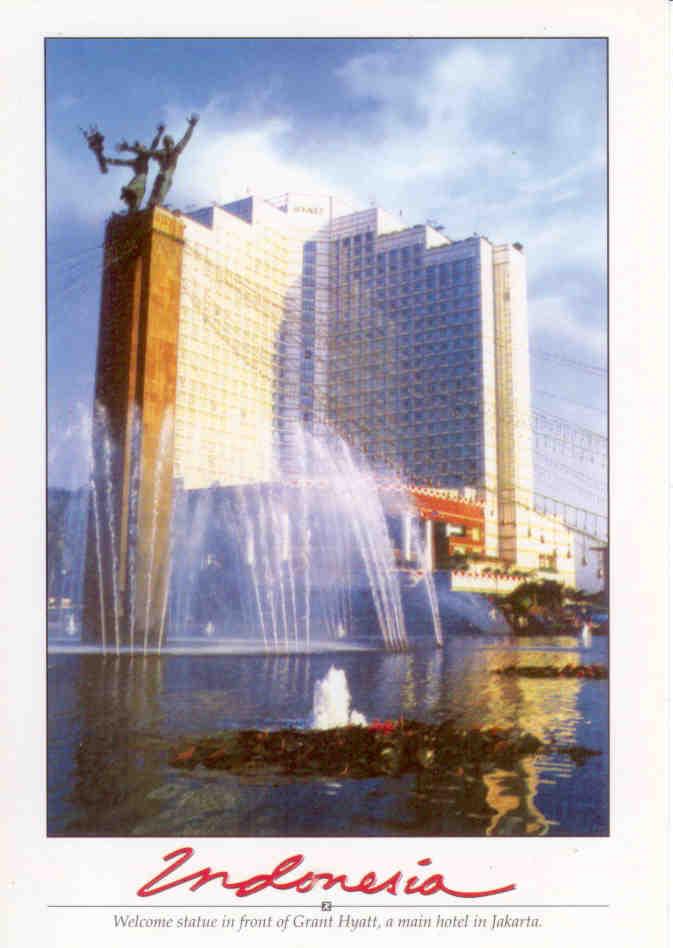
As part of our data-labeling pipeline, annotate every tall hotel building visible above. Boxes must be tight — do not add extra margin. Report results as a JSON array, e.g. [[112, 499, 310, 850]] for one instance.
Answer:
[[84, 192, 574, 642]]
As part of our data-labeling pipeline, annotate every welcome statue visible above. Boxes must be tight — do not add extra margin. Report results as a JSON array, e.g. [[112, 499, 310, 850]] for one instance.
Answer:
[[82, 114, 199, 212]]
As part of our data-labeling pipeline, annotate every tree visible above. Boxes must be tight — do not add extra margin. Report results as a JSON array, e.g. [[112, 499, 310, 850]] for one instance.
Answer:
[[505, 579, 565, 617]]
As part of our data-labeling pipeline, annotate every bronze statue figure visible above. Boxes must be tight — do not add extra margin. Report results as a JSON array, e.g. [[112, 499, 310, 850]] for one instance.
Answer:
[[110, 125, 166, 213], [146, 114, 199, 208], [81, 114, 199, 212]]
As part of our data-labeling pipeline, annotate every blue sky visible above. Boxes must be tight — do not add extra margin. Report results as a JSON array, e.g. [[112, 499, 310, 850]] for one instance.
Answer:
[[47, 37, 607, 558]]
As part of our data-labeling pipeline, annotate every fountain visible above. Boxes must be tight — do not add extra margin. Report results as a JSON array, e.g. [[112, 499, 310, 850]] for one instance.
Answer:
[[311, 666, 367, 729], [50, 409, 444, 654], [581, 622, 593, 648]]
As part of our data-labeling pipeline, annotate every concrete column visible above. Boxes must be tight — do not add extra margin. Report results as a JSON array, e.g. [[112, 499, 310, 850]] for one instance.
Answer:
[[402, 512, 412, 562], [82, 208, 184, 650], [425, 518, 435, 572]]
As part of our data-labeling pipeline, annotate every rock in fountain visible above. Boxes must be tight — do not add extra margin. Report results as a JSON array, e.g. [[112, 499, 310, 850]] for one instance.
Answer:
[[311, 666, 367, 729]]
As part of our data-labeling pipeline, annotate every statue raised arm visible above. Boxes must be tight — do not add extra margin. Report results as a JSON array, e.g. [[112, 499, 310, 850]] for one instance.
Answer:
[[147, 114, 199, 209], [173, 113, 199, 157], [117, 124, 165, 157]]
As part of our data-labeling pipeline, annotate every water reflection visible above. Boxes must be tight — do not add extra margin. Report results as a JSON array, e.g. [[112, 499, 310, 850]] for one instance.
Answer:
[[431, 641, 600, 837], [69, 656, 165, 834], [48, 635, 608, 837], [483, 761, 547, 836]]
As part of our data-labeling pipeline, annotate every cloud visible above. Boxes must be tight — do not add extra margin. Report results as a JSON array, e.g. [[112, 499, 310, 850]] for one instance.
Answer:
[[47, 138, 119, 227], [528, 294, 605, 358], [323, 43, 606, 327], [517, 148, 606, 197], [332, 44, 528, 188], [337, 44, 516, 115], [167, 107, 357, 210], [54, 94, 81, 110]]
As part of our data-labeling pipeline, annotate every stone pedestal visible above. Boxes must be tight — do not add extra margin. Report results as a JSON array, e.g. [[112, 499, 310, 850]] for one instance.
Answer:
[[82, 208, 184, 650]]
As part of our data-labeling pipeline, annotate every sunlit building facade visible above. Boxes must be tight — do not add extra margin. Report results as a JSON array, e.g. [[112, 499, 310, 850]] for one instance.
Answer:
[[173, 200, 298, 488], [173, 193, 574, 583]]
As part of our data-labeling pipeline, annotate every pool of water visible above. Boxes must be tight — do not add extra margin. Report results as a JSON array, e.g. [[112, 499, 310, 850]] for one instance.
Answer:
[[47, 632, 608, 837]]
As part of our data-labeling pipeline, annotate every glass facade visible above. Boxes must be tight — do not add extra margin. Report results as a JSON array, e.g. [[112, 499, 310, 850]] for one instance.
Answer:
[[300, 241, 317, 425], [324, 227, 486, 490]]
